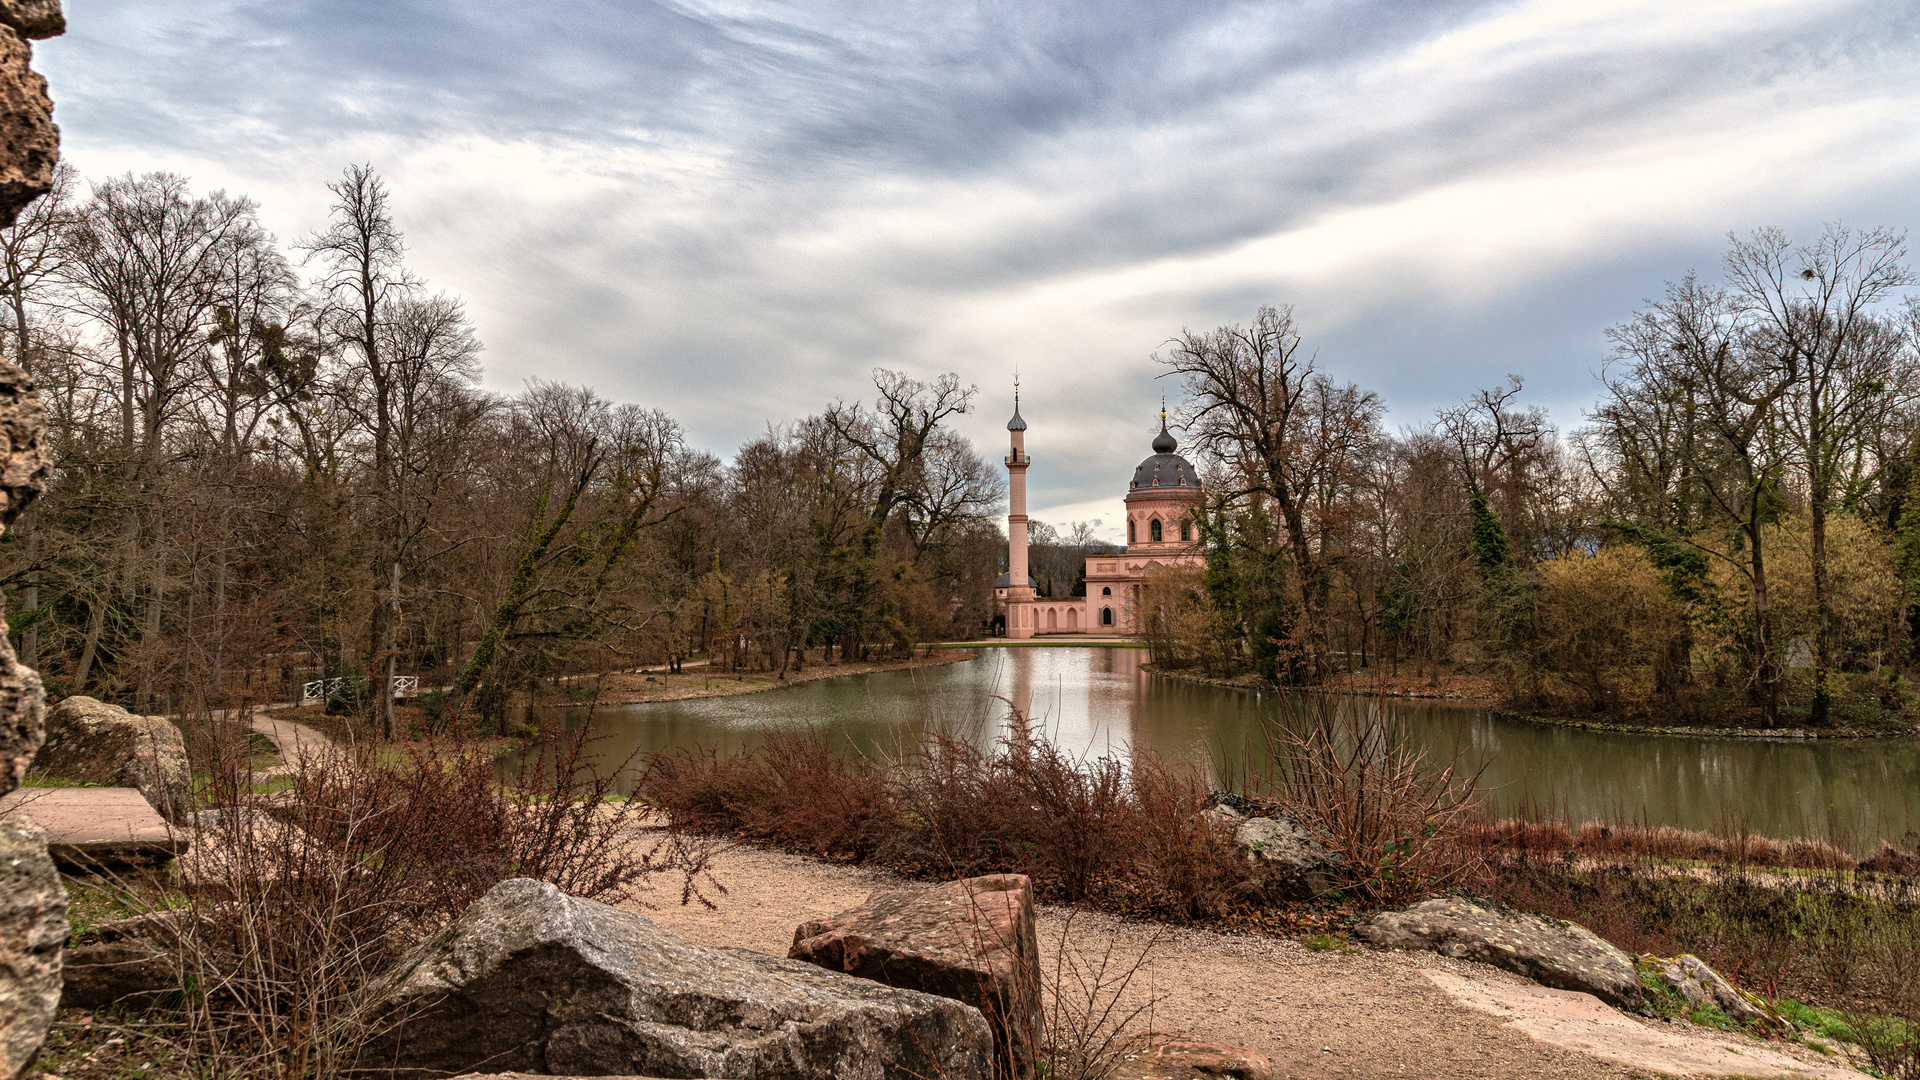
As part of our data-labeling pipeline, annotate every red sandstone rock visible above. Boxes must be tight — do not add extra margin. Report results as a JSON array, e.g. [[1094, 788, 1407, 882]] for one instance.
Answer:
[[1111, 1033, 1273, 1080], [791, 873, 1042, 1080]]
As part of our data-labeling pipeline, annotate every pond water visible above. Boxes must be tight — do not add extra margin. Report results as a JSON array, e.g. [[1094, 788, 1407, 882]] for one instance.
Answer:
[[555, 647, 1920, 852]]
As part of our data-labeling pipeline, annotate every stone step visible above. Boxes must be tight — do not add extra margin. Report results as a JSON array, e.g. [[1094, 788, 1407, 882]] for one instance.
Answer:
[[0, 787, 187, 869]]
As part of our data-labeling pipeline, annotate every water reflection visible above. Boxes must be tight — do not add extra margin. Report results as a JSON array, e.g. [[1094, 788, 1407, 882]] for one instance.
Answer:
[[555, 648, 1920, 851]]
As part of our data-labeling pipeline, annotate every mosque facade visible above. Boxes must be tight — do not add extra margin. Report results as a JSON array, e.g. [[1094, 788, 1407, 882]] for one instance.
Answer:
[[994, 394, 1205, 638]]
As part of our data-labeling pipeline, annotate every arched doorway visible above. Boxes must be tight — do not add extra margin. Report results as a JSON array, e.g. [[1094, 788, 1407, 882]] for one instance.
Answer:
[[1100, 607, 1113, 626], [1067, 607, 1079, 629], [1047, 608, 1058, 629]]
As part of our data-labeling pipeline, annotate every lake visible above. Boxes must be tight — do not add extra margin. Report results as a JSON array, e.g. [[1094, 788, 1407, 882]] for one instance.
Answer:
[[555, 646, 1920, 851]]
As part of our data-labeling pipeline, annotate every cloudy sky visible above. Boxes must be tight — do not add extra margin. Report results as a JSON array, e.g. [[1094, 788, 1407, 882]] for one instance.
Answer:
[[34, 0, 1920, 540]]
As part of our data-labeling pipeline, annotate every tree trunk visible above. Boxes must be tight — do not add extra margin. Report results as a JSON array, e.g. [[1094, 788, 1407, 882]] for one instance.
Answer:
[[383, 561, 400, 739], [18, 505, 34, 669], [1749, 517, 1779, 728], [1810, 487, 1833, 726]]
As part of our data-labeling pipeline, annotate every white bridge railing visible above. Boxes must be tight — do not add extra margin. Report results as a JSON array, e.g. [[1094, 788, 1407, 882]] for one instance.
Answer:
[[301, 675, 419, 703]]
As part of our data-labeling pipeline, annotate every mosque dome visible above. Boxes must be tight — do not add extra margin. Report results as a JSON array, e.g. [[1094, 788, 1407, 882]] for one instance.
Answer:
[[1129, 418, 1201, 494], [1007, 397, 1027, 431]]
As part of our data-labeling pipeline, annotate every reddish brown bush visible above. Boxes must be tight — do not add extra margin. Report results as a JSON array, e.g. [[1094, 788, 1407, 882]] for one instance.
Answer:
[[640, 717, 1249, 922]]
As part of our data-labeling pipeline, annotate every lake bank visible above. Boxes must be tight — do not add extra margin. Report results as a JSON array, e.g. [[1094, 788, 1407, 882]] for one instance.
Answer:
[[1146, 663, 1915, 740], [538, 648, 978, 707]]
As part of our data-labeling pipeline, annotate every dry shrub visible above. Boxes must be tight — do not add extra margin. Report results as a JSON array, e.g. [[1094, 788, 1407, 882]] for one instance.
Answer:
[[112, 715, 715, 1079], [1247, 696, 1484, 905], [641, 714, 1249, 922], [1039, 908, 1165, 1080], [639, 729, 894, 861]]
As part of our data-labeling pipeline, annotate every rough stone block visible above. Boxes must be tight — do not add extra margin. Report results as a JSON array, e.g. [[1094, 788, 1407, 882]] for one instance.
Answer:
[[1358, 896, 1643, 1008], [37, 696, 191, 821], [791, 873, 1041, 1080], [374, 877, 995, 1080]]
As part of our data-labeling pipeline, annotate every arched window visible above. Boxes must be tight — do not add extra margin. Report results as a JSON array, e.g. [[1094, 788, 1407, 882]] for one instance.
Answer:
[[1127, 520, 1136, 543], [1180, 521, 1191, 541], [1100, 607, 1114, 626], [1101, 586, 1111, 596], [1149, 518, 1162, 542]]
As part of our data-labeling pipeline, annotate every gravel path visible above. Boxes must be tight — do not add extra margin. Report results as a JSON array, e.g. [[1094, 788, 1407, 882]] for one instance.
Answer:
[[630, 842, 1865, 1080]]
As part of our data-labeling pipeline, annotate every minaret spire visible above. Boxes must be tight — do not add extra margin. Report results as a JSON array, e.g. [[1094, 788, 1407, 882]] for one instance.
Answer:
[[1004, 381, 1033, 637]]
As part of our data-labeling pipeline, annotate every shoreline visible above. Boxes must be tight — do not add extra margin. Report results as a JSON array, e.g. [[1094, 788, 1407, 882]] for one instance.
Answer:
[[536, 648, 979, 707], [1489, 708, 1913, 741], [1146, 663, 1913, 740], [1143, 662, 1503, 705]]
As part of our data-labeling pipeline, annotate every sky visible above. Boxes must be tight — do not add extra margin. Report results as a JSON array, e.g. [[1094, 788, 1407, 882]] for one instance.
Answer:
[[32, 0, 1920, 542]]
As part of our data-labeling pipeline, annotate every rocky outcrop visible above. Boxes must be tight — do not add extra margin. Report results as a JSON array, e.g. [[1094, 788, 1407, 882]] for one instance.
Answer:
[[373, 878, 994, 1080], [0, 815, 64, 1077], [1358, 897, 1643, 1009], [1111, 1034, 1273, 1079], [791, 874, 1040, 1080], [0, 0, 58, 226], [1649, 953, 1787, 1031], [0, 290, 56, 1076], [37, 696, 191, 820]]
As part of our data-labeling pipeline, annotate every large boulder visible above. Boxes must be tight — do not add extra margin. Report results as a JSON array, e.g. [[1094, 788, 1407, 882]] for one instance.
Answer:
[[1649, 953, 1788, 1032], [1233, 815, 1336, 898], [37, 696, 191, 821], [0, 814, 65, 1078], [373, 878, 994, 1080], [1358, 897, 1643, 1009], [790, 873, 1041, 1080], [1207, 803, 1337, 899]]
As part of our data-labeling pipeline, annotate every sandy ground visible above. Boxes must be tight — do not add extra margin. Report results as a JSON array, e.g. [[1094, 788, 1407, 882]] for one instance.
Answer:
[[629, 842, 1866, 1080]]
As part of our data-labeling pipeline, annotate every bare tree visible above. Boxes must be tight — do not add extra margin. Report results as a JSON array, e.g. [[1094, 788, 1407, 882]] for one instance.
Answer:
[[1725, 225, 1916, 724], [1598, 273, 1795, 724], [1161, 305, 1383, 681]]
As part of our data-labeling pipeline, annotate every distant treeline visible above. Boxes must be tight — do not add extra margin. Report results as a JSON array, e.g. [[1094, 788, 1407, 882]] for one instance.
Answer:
[[1141, 228, 1920, 729], [3, 164, 1069, 730]]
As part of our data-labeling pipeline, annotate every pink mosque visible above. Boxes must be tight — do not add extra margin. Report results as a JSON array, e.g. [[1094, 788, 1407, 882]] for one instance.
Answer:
[[994, 392, 1206, 638]]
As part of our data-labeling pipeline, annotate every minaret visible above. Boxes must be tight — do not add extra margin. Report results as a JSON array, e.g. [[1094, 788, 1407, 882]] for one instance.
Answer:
[[1005, 385, 1034, 638]]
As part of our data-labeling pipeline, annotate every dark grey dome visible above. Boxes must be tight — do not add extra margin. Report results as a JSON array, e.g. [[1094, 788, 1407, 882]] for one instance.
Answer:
[[1130, 452, 1201, 492], [1007, 395, 1027, 431], [1152, 419, 1177, 454]]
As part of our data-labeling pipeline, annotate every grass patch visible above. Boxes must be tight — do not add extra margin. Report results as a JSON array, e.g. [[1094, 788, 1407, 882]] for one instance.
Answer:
[[19, 774, 107, 788], [1302, 932, 1356, 955]]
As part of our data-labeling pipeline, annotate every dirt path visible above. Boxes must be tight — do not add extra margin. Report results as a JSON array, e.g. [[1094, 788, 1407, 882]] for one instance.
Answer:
[[629, 842, 1864, 1080], [245, 709, 340, 773]]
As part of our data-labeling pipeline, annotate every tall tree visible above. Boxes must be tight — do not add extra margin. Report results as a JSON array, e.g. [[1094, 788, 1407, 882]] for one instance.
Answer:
[[1724, 225, 1916, 724], [1161, 305, 1383, 682]]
